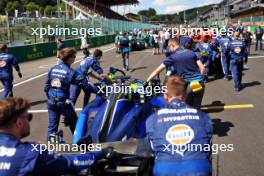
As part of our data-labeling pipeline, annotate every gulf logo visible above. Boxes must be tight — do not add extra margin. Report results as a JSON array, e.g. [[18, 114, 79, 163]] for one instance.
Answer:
[[166, 124, 194, 145], [51, 78, 61, 88]]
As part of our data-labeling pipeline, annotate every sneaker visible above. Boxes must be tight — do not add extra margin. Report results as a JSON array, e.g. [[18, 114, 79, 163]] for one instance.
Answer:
[[244, 64, 249, 69], [224, 76, 230, 81]]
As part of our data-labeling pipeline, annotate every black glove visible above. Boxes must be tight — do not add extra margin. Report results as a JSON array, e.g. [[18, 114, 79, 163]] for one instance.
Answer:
[[18, 72, 22, 78], [102, 147, 116, 159]]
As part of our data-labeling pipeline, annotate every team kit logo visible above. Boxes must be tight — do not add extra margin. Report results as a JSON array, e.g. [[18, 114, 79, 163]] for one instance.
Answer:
[[0, 59, 6, 68], [166, 124, 194, 145], [51, 78, 62, 88], [165, 124, 195, 156], [234, 47, 241, 54]]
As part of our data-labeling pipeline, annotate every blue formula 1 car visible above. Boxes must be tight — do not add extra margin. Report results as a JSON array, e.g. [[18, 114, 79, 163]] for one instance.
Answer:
[[72, 67, 167, 144]]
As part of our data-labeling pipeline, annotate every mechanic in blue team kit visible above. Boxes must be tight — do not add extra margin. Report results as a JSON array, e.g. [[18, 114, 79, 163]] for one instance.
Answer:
[[214, 32, 232, 80], [0, 97, 114, 176], [146, 75, 213, 176], [147, 38, 206, 108], [255, 25, 263, 51], [179, 35, 194, 50], [226, 31, 248, 91], [0, 44, 22, 99], [44, 48, 100, 140], [195, 35, 214, 82], [70, 49, 110, 108], [119, 32, 130, 71]]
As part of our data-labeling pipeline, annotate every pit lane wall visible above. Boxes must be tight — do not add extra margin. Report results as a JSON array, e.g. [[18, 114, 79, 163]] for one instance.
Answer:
[[8, 35, 115, 63]]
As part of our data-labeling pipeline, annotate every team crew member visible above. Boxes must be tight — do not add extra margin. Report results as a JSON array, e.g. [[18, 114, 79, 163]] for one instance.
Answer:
[[242, 28, 253, 68], [70, 49, 109, 108], [0, 97, 114, 176], [226, 32, 248, 91], [149, 30, 154, 48], [0, 44, 22, 99], [55, 37, 65, 59], [195, 35, 214, 81], [255, 26, 263, 51], [152, 30, 160, 55], [179, 35, 194, 49], [80, 35, 90, 57], [115, 32, 122, 54], [162, 30, 171, 54], [214, 33, 232, 80], [119, 32, 130, 71], [147, 38, 206, 108], [146, 76, 213, 176], [44, 48, 99, 139], [162, 30, 172, 57]]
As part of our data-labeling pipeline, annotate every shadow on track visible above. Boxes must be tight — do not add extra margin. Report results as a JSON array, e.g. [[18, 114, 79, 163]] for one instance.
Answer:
[[212, 118, 234, 137], [130, 66, 147, 73], [201, 101, 226, 113], [202, 101, 234, 137], [30, 100, 46, 106], [242, 81, 262, 90]]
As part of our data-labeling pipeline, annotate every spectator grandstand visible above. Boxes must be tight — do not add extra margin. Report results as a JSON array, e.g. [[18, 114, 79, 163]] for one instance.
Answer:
[[71, 0, 139, 21]]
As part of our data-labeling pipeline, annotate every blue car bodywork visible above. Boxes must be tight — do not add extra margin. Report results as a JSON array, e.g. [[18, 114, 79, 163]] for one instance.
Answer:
[[72, 74, 166, 144]]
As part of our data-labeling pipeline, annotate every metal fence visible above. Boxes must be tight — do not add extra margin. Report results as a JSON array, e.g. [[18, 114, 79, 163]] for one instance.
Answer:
[[0, 14, 160, 46]]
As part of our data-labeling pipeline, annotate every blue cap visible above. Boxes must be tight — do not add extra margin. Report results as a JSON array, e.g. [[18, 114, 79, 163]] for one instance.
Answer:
[[179, 36, 193, 46]]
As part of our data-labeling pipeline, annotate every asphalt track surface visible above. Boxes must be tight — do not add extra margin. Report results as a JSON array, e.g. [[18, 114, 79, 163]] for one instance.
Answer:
[[1, 43, 264, 176]]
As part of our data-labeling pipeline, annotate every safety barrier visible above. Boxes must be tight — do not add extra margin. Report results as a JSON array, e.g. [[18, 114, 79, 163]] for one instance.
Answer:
[[8, 34, 115, 63]]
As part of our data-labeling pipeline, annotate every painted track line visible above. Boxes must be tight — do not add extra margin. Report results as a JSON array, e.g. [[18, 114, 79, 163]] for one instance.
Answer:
[[248, 56, 264, 59], [29, 108, 82, 113]]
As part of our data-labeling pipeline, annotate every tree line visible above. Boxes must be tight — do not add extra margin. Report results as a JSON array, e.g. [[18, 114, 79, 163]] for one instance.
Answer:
[[0, 0, 60, 16], [138, 5, 213, 24]]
